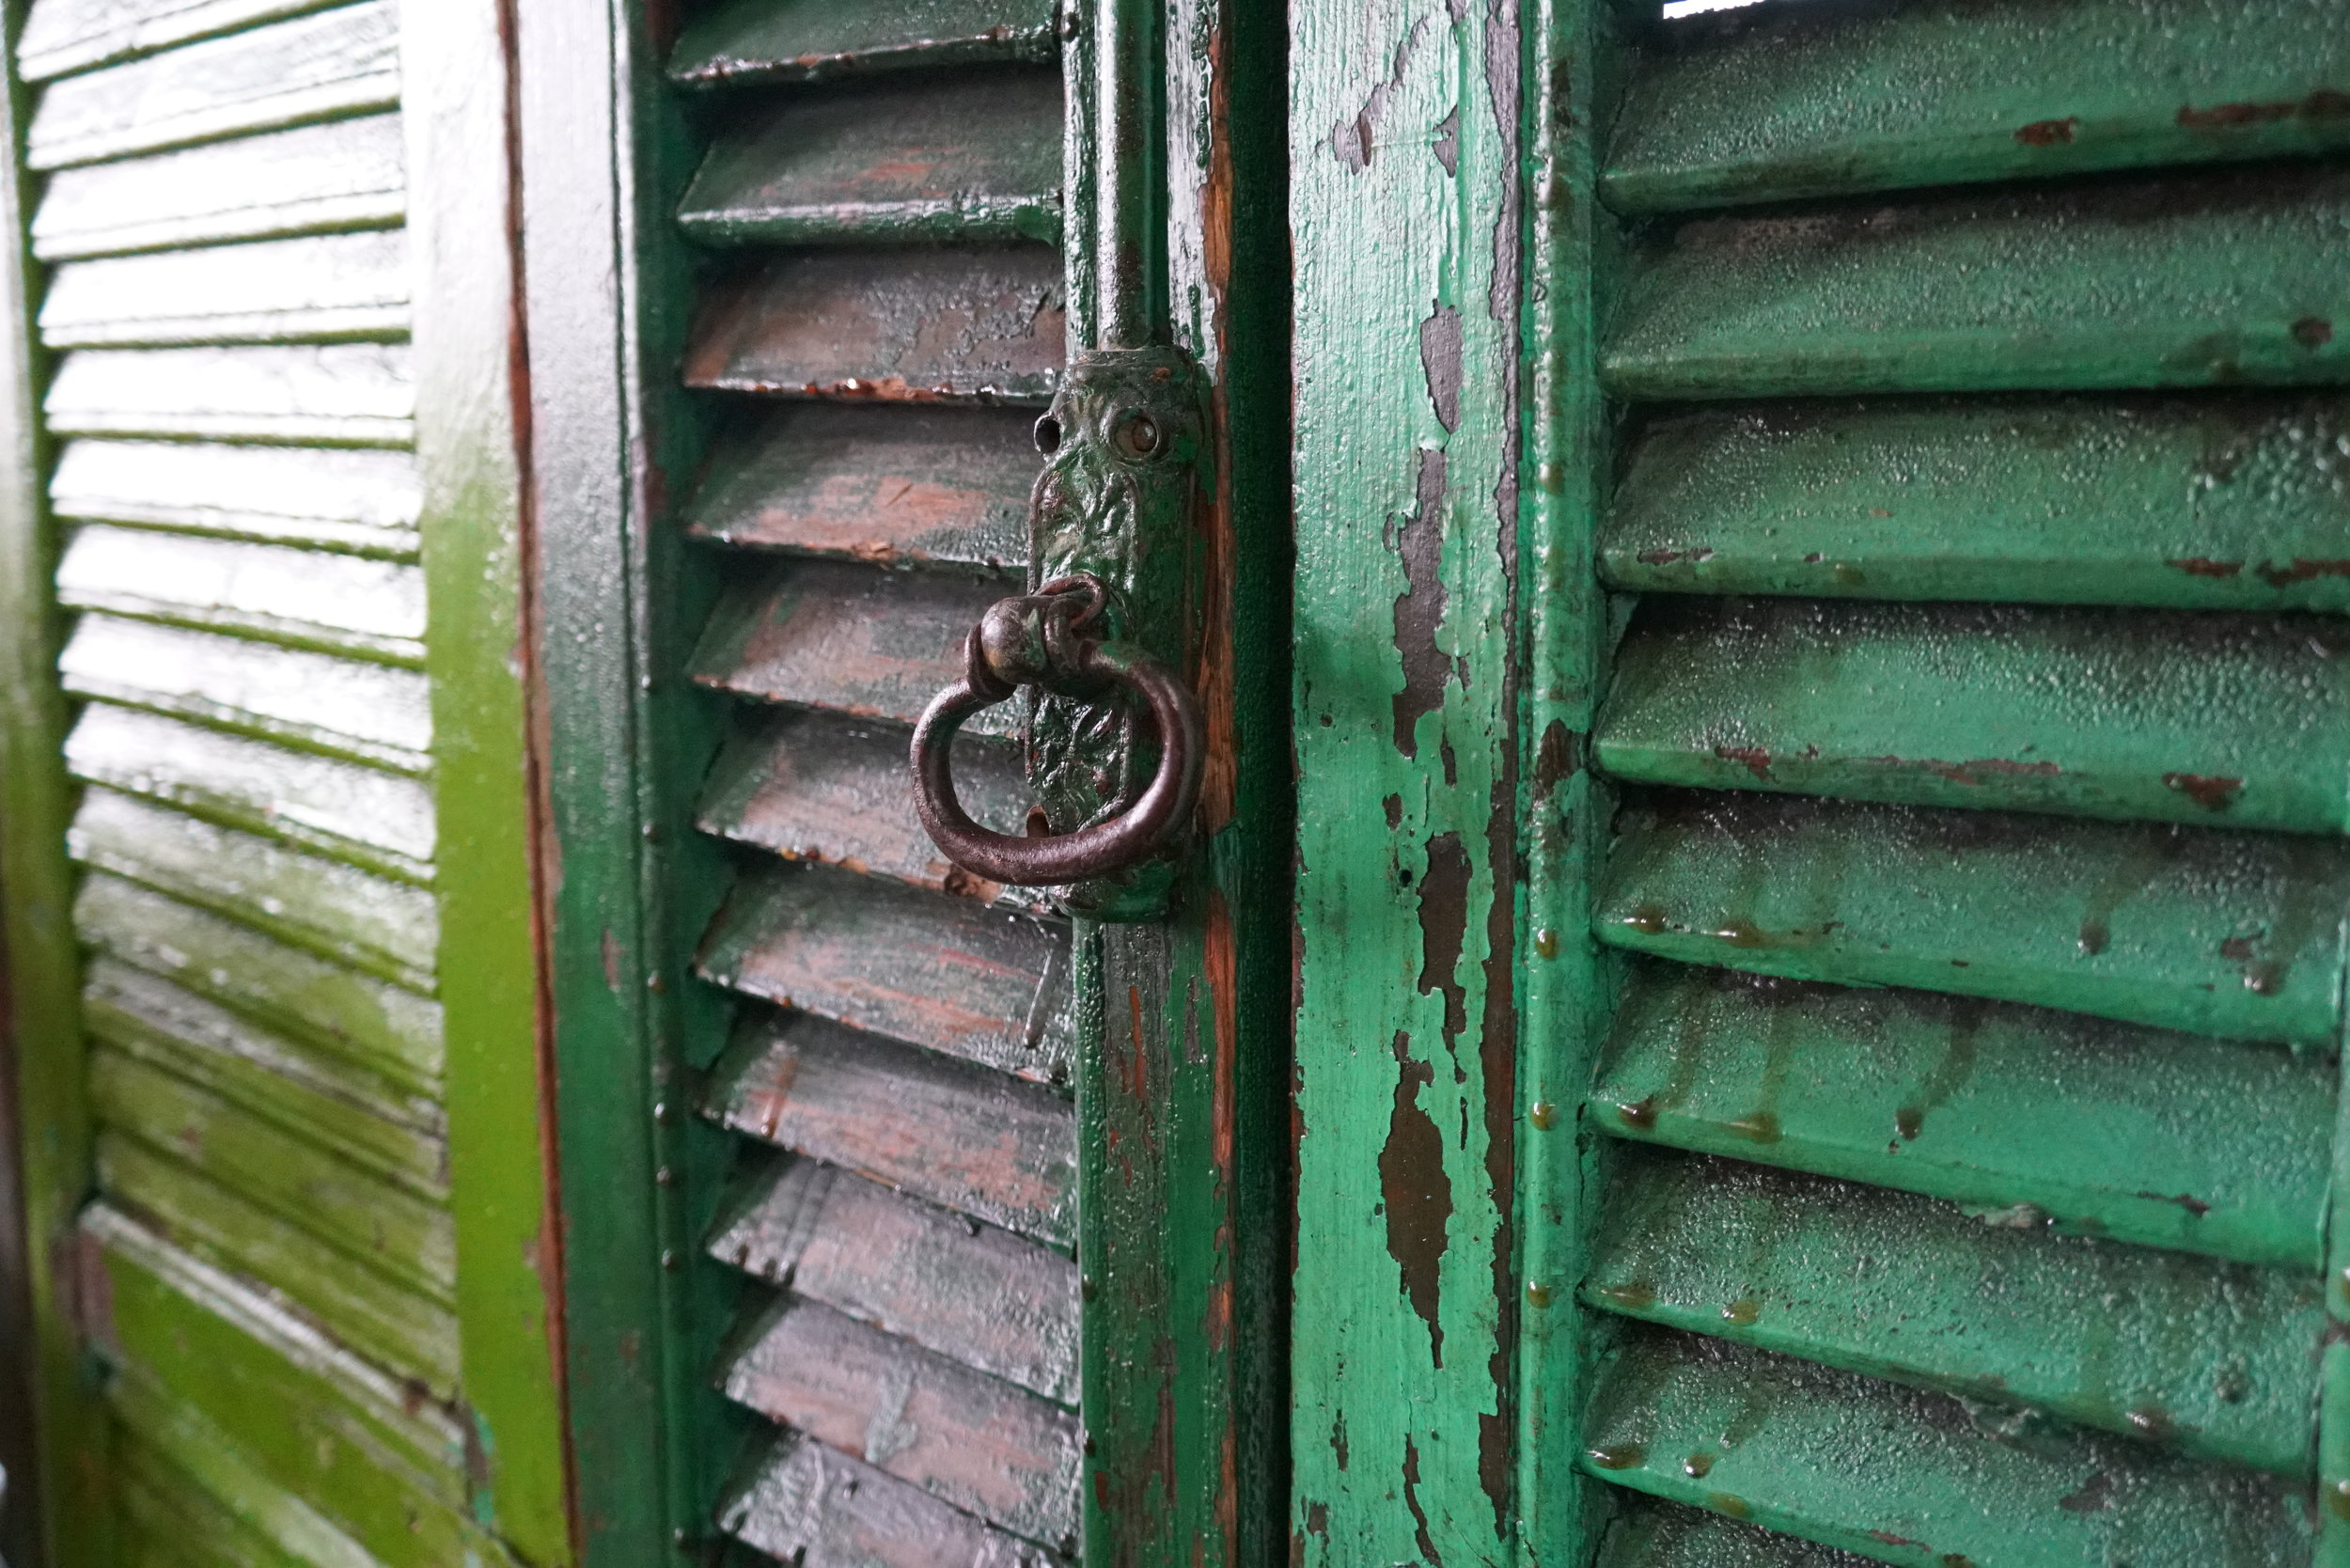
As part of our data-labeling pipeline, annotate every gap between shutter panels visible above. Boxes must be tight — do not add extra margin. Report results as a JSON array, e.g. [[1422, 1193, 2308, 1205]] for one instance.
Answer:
[[1571, 2, 2350, 1563], [664, 6, 1080, 1558], [13, 0, 487, 1550]]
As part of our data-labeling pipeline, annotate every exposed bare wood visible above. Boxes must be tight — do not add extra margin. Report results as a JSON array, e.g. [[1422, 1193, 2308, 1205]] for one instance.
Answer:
[[709, 1157, 1080, 1403], [697, 861, 1073, 1082], [721, 1294, 1081, 1546], [703, 1010, 1076, 1248]]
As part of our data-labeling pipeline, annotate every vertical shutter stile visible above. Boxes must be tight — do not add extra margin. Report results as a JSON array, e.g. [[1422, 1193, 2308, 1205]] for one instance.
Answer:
[[661, 3, 1084, 1560], [1543, 2, 2350, 1563]]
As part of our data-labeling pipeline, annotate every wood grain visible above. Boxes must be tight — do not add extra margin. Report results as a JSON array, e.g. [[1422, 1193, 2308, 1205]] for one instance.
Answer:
[[709, 1157, 1081, 1403], [683, 402, 1033, 572], [703, 1009, 1076, 1247], [698, 706, 1035, 900], [697, 861, 1073, 1082], [691, 557, 1015, 735], [721, 1294, 1082, 1546], [718, 1430, 1063, 1568], [684, 247, 1063, 403]]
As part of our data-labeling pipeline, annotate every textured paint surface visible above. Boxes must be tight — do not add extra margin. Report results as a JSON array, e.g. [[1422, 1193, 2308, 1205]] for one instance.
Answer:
[[1598, 596, 2350, 834], [1606, 0, 2350, 212], [405, 0, 573, 1549], [1606, 163, 2350, 399], [1590, 1147, 2325, 1475], [1592, 960, 2331, 1270], [1582, 1330, 2311, 1568], [1292, 1, 1520, 1560], [1601, 395, 2350, 614]]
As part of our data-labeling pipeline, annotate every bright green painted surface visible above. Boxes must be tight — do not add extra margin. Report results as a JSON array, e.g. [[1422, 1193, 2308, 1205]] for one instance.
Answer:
[[1598, 596, 2350, 835], [1605, 0, 2350, 212], [1592, 959, 2331, 1271], [1583, 1329, 2312, 1568], [406, 0, 572, 1551], [1589, 1145, 2324, 1475], [1291, 0, 1523, 1560], [1598, 792, 2350, 1049], [1602, 395, 2350, 615], [1606, 165, 2350, 399]]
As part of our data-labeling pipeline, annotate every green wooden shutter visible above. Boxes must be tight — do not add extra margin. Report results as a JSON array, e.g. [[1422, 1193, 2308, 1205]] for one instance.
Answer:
[[0, 0, 564, 1560], [1537, 1, 2350, 1562], [657, 4, 1085, 1559]]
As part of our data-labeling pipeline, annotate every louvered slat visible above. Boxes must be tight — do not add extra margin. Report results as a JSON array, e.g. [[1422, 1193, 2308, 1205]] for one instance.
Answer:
[[92, 1049, 456, 1300], [704, 1011, 1076, 1247], [1605, 164, 2350, 400], [56, 525, 426, 663], [65, 705, 434, 878], [710, 1158, 1080, 1403], [718, 1431, 1062, 1568], [69, 786, 438, 987], [14, 0, 346, 82], [44, 344, 414, 446], [1598, 1500, 1880, 1568], [1598, 791, 2350, 1047], [691, 557, 1017, 735], [76, 873, 442, 1096], [699, 707, 1032, 898], [668, 0, 1054, 91], [721, 1295, 1082, 1547], [1596, 597, 2350, 833], [31, 112, 403, 260], [60, 616, 431, 772], [85, 1209, 517, 1565], [1605, 0, 2350, 213], [685, 247, 1064, 401], [684, 403, 1033, 572], [1582, 1330, 2311, 1568], [671, 12, 1078, 1552], [39, 228, 406, 347], [1599, 395, 2350, 613], [680, 69, 1062, 247], [1587, 1147, 2322, 1475], [1591, 960, 2330, 1271], [698, 864, 1073, 1081], [84, 956, 444, 1189]]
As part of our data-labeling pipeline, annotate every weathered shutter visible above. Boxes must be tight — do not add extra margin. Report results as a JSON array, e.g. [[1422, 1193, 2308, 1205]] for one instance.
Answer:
[[0, 0, 559, 1560], [1549, 0, 2350, 1562], [658, 4, 1085, 1560]]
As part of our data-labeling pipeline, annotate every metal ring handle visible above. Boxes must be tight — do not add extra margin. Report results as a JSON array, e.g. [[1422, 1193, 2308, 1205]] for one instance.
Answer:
[[911, 586, 1202, 887]]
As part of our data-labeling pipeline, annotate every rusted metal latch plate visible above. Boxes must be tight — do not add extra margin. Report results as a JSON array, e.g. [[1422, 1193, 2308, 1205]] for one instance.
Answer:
[[911, 343, 1210, 920]]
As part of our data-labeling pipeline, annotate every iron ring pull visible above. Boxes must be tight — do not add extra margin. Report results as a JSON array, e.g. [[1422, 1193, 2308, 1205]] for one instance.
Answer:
[[911, 573, 1203, 886]]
